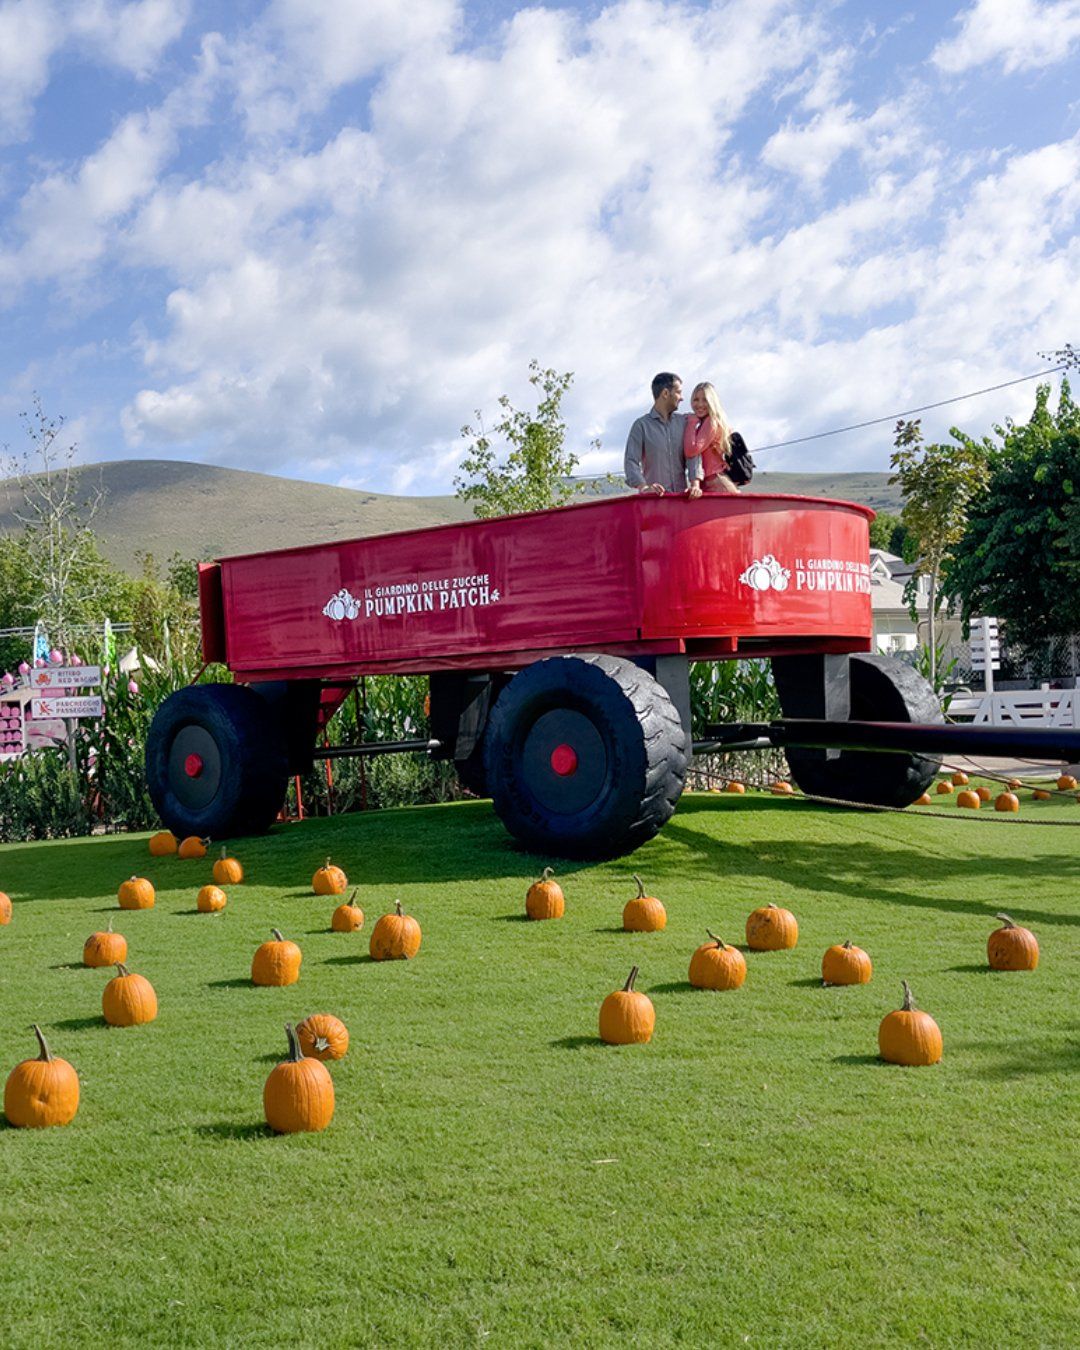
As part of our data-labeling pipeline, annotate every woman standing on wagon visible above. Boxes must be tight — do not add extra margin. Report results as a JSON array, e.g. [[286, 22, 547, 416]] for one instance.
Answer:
[[684, 382, 738, 494]]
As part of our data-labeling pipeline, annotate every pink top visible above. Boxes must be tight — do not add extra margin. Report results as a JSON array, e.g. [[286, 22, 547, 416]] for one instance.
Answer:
[[683, 416, 729, 479]]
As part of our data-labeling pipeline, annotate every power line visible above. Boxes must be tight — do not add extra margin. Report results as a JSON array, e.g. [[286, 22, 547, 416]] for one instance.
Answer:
[[753, 365, 1067, 453], [572, 363, 1067, 476]]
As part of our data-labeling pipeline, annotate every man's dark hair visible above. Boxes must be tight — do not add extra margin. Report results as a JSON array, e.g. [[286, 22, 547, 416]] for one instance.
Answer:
[[651, 371, 680, 400]]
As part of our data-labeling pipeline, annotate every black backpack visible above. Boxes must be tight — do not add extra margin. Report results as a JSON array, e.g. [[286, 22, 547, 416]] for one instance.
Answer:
[[727, 431, 755, 486]]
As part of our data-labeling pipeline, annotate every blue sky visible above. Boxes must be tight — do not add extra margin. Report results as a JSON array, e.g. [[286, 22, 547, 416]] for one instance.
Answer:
[[1, 0, 1078, 493]]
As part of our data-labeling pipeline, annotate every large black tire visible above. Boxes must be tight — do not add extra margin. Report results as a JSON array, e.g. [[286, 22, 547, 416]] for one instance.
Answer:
[[484, 654, 687, 859], [145, 684, 288, 837], [779, 653, 942, 807]]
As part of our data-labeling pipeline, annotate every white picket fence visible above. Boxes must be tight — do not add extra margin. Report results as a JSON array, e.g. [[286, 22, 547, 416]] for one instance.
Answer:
[[947, 687, 1079, 728]]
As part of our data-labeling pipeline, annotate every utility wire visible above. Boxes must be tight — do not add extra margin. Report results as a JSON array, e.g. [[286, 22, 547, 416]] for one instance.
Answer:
[[753, 364, 1067, 453]]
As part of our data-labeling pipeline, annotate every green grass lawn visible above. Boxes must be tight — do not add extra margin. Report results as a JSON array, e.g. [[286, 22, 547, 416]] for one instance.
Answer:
[[1, 786, 1077, 1347]]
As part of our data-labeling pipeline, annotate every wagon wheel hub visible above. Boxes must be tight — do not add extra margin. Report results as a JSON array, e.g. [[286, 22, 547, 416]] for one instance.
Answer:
[[549, 743, 578, 776], [184, 753, 204, 778]]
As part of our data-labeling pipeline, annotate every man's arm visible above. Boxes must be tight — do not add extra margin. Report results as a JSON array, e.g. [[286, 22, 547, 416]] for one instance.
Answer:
[[624, 418, 646, 489]]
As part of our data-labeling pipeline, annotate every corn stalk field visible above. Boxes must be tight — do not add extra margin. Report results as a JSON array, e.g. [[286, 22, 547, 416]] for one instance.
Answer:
[[0, 787, 1077, 1347]]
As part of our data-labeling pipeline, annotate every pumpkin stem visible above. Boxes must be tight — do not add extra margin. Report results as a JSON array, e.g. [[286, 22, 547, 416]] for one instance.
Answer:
[[31, 1023, 54, 1062], [994, 912, 1017, 928], [394, 900, 404, 916], [633, 874, 646, 899], [106, 919, 114, 933], [283, 1022, 305, 1063], [347, 889, 359, 906], [324, 857, 332, 868], [900, 979, 916, 1012], [271, 928, 284, 941], [115, 963, 130, 977], [541, 867, 554, 882], [842, 939, 853, 950], [219, 846, 228, 860], [624, 965, 640, 993], [706, 929, 726, 948]]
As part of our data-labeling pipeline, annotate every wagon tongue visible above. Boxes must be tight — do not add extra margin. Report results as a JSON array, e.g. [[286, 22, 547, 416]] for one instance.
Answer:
[[702, 718, 1080, 762]]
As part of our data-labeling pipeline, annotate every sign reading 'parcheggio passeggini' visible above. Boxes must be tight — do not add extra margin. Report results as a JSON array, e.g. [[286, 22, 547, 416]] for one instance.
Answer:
[[323, 574, 503, 623]]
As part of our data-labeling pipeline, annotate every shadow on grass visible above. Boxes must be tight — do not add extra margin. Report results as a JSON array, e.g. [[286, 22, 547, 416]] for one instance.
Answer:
[[945, 963, 996, 974], [649, 980, 697, 995], [790, 977, 824, 988], [322, 953, 374, 966], [664, 807, 1080, 929], [193, 1121, 272, 1140], [832, 1053, 886, 1067], [0, 801, 597, 898], [493, 914, 530, 923], [593, 925, 629, 934], [48, 962, 89, 971], [550, 1035, 605, 1050], [206, 977, 255, 990], [51, 1015, 105, 1031]]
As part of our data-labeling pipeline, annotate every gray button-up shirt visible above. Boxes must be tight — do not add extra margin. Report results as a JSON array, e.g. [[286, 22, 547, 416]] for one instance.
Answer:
[[624, 409, 701, 492]]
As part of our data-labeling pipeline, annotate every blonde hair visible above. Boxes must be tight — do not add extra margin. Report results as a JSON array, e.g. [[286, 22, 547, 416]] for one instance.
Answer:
[[691, 382, 731, 456]]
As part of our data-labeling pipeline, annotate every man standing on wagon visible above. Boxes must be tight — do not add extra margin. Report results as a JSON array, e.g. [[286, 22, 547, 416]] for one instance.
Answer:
[[624, 372, 703, 497]]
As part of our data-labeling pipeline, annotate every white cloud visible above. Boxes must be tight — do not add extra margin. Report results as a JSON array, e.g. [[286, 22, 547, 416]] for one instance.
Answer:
[[931, 0, 1080, 75], [0, 0, 190, 143]]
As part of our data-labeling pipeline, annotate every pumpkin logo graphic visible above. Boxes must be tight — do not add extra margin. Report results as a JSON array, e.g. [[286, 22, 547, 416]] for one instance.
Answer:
[[323, 588, 361, 622], [739, 555, 791, 592]]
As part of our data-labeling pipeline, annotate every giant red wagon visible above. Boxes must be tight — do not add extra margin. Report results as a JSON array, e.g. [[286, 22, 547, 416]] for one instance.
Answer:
[[147, 491, 950, 856]]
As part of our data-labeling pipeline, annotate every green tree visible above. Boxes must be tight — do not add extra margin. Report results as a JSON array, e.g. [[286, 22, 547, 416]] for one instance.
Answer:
[[128, 551, 203, 675], [944, 380, 1080, 647], [867, 509, 911, 557], [455, 361, 582, 518], [889, 418, 989, 684], [1, 398, 134, 660]]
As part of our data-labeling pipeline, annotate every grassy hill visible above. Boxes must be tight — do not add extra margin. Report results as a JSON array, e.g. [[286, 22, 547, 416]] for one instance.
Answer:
[[0, 460, 902, 572]]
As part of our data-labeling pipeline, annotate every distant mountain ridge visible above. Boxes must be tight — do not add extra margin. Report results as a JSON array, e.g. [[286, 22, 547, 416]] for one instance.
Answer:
[[0, 460, 902, 573]]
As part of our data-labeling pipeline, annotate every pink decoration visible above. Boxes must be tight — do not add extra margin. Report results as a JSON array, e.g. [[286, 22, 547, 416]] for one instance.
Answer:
[[17, 662, 28, 675], [71, 654, 83, 666], [1, 673, 12, 687], [34, 658, 45, 668], [127, 679, 139, 695], [49, 649, 63, 664]]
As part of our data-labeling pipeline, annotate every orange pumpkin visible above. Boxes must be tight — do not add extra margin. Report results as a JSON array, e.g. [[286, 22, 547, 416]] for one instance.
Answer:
[[995, 792, 1020, 813], [913, 793, 932, 806], [599, 966, 655, 1044], [1057, 774, 1078, 791], [177, 835, 209, 860], [1007, 778, 1024, 790], [622, 875, 666, 932], [688, 932, 746, 991], [725, 781, 746, 794], [118, 875, 155, 910], [148, 830, 177, 856], [264, 1023, 335, 1134], [369, 901, 422, 961], [771, 781, 794, 795], [252, 929, 302, 986], [950, 771, 969, 786], [212, 847, 243, 885], [987, 912, 1039, 971], [312, 857, 348, 895], [821, 940, 872, 986], [956, 789, 981, 810], [745, 903, 798, 951], [878, 980, 942, 1066], [331, 890, 365, 932], [3, 1025, 79, 1128], [102, 965, 158, 1026], [525, 867, 565, 921], [83, 920, 127, 968], [197, 884, 227, 913], [0, 891, 11, 925], [296, 1013, 349, 1061], [1033, 789, 1052, 801], [976, 786, 993, 802], [936, 780, 954, 795]]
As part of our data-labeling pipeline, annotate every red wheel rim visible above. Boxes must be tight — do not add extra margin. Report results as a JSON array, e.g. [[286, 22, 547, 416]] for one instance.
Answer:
[[184, 753, 204, 778], [550, 743, 578, 776]]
